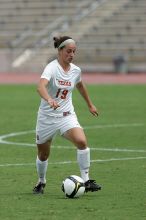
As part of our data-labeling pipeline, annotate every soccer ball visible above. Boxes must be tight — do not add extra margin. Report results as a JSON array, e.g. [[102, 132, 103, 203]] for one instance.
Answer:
[[61, 175, 85, 198]]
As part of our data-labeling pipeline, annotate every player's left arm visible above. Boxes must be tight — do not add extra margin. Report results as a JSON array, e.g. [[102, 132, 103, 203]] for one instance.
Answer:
[[76, 81, 99, 116]]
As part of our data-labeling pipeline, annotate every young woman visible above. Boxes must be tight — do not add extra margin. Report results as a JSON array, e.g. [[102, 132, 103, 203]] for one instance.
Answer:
[[33, 36, 101, 194]]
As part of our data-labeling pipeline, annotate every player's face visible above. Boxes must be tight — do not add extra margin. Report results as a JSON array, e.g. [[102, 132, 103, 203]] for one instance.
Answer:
[[60, 43, 76, 64]]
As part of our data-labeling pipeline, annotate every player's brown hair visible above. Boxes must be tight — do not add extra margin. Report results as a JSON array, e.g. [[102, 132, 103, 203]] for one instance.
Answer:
[[53, 36, 72, 49]]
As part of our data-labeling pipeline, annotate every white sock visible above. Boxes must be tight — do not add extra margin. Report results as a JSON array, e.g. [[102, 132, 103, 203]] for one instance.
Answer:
[[36, 156, 48, 184], [77, 147, 90, 182]]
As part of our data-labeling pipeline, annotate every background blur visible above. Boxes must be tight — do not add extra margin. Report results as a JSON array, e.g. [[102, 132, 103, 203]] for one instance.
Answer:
[[0, 2, 146, 219], [0, 0, 146, 74]]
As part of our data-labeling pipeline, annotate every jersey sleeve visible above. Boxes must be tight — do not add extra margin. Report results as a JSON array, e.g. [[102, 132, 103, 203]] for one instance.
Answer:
[[41, 64, 53, 81], [75, 69, 82, 84]]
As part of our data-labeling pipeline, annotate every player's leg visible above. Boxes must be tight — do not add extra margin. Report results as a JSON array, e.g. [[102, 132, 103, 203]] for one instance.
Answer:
[[64, 127, 101, 192], [34, 113, 57, 194], [33, 140, 52, 194], [64, 127, 89, 181], [59, 114, 89, 181], [37, 139, 52, 183]]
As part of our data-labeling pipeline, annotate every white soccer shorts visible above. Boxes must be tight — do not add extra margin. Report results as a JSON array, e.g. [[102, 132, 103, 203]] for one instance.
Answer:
[[36, 112, 81, 144]]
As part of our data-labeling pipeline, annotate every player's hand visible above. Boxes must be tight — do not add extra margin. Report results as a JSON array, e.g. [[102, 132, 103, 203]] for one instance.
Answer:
[[47, 98, 60, 110], [89, 104, 99, 116]]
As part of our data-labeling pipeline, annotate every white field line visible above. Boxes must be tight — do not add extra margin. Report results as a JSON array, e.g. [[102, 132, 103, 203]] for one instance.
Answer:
[[0, 140, 146, 153], [83, 123, 144, 129], [0, 122, 144, 145], [0, 122, 145, 167], [0, 122, 144, 141], [0, 156, 146, 167], [0, 123, 145, 154], [51, 145, 146, 153], [0, 123, 145, 141]]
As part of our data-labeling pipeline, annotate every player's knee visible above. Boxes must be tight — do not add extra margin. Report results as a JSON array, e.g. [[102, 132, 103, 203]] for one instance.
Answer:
[[76, 139, 87, 149], [38, 152, 49, 161], [37, 141, 51, 161]]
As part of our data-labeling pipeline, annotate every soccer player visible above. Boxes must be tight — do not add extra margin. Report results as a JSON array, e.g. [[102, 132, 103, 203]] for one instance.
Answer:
[[33, 36, 101, 194]]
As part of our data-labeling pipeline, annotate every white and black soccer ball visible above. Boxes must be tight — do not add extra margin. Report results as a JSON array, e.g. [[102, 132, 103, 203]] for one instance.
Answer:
[[61, 175, 85, 198]]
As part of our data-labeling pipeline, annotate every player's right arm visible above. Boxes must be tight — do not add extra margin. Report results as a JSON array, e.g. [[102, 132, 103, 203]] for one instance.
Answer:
[[37, 78, 60, 109]]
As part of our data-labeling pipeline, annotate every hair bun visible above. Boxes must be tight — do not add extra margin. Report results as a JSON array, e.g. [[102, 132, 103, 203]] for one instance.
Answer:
[[53, 35, 72, 49], [53, 37, 57, 41], [53, 36, 61, 42], [53, 36, 61, 48]]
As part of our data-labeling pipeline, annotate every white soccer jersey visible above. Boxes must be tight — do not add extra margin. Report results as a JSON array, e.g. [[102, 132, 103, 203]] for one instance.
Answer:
[[38, 59, 81, 117]]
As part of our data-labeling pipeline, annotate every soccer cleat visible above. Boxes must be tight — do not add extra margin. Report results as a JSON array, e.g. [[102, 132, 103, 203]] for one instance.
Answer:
[[33, 182, 46, 194], [85, 180, 101, 192]]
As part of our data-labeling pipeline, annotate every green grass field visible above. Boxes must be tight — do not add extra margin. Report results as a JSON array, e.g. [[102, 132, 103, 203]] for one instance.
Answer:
[[0, 84, 146, 220]]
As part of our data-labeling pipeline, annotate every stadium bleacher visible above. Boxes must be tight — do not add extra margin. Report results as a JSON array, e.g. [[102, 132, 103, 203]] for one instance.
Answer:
[[0, 0, 146, 73]]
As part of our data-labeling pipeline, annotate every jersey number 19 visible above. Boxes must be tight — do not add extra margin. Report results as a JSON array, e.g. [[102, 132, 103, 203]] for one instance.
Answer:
[[56, 89, 68, 99]]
